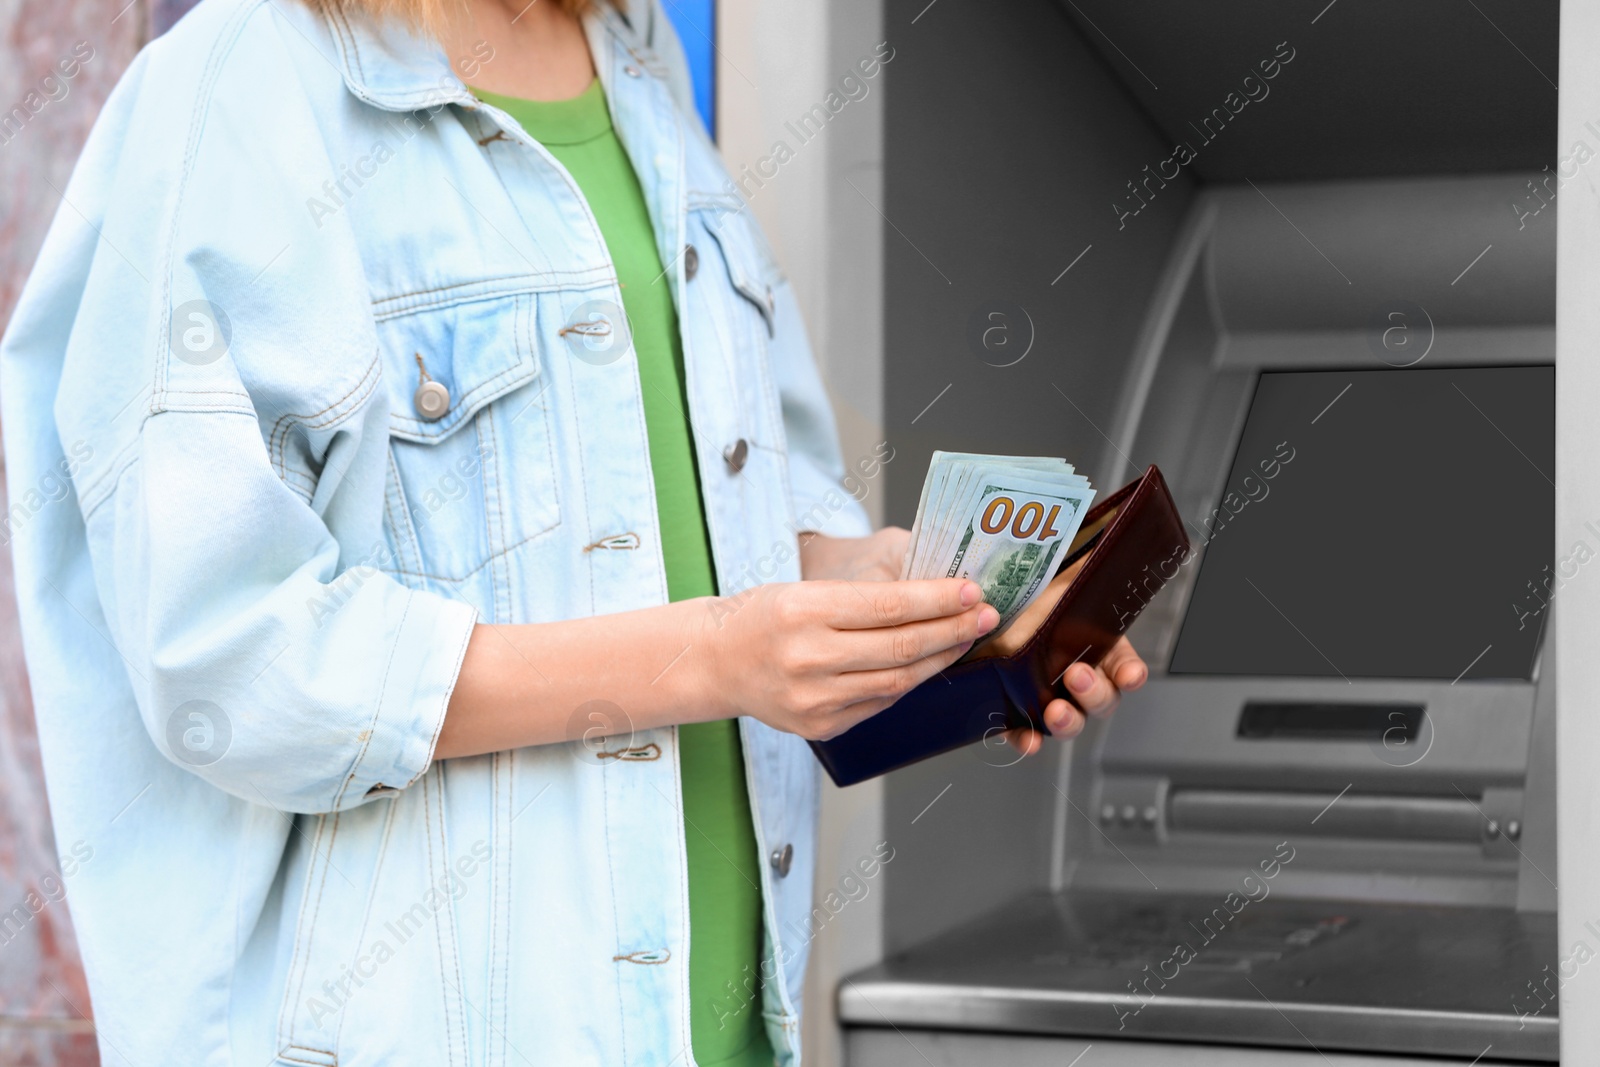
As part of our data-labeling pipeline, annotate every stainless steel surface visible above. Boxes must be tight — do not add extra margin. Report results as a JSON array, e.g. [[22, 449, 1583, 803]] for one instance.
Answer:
[[1066, 675, 1536, 908], [1099, 678, 1534, 784], [1167, 790, 1485, 842], [1216, 326, 1555, 370], [841, 891, 1557, 1061], [846, 1029, 1531, 1066], [1204, 177, 1555, 332]]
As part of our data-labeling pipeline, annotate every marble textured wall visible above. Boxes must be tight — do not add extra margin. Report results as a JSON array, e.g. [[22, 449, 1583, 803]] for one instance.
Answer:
[[0, 0, 192, 1060]]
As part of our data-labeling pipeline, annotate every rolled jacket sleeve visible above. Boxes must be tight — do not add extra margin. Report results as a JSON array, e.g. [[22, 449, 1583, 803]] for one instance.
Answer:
[[38, 32, 480, 815], [72, 283, 480, 817]]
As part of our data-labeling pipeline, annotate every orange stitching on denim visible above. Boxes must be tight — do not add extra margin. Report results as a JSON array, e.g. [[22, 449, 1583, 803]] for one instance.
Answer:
[[269, 350, 382, 482], [335, 592, 411, 809], [369, 270, 613, 318], [387, 358, 532, 438], [483, 383, 510, 623], [157, 0, 265, 403], [78, 437, 144, 519], [269, 348, 381, 442], [284, 812, 340, 1048], [155, 388, 254, 401], [374, 275, 538, 311], [419, 770, 465, 1064], [328, 6, 365, 86], [409, 613, 477, 792], [331, 792, 401, 1051], [383, 448, 423, 577], [487, 751, 511, 1065]]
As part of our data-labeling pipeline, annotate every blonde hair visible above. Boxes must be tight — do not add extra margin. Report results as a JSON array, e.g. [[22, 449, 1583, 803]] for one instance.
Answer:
[[308, 0, 601, 39]]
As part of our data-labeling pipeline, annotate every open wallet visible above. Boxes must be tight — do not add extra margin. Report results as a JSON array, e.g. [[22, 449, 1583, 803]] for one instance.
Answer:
[[809, 465, 1191, 787]]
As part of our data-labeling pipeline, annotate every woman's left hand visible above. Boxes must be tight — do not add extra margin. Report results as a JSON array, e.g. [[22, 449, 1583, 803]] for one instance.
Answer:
[[1004, 636, 1147, 753], [798, 529, 1149, 751]]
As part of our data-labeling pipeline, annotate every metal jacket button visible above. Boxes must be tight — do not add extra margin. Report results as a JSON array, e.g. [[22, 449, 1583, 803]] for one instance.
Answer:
[[414, 379, 450, 420], [723, 438, 749, 474], [624, 65, 641, 78], [684, 244, 698, 281], [770, 843, 793, 878]]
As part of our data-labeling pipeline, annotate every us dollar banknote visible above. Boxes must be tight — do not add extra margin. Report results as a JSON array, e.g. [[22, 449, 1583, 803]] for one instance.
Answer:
[[902, 453, 1096, 639]]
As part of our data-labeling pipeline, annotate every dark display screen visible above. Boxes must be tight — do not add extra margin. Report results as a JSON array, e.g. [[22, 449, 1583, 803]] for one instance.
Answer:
[[1170, 365, 1554, 681]]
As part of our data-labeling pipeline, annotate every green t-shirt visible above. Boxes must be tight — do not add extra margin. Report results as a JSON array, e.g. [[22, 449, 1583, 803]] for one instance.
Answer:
[[474, 80, 772, 1067]]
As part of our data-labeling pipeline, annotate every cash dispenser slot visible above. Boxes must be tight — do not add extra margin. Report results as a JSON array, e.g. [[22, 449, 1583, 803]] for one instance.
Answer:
[[1168, 788, 1483, 842], [1235, 700, 1424, 742]]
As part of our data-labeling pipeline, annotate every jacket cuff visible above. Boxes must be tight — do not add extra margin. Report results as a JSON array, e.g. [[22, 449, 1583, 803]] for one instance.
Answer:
[[341, 589, 478, 807]]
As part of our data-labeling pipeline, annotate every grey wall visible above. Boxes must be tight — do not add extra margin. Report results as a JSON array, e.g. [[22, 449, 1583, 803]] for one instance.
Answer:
[[878, 0, 1196, 954], [1557, 0, 1600, 1058]]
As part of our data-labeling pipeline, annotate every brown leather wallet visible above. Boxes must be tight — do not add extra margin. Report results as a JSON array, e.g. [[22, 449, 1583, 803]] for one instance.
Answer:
[[810, 465, 1190, 786]]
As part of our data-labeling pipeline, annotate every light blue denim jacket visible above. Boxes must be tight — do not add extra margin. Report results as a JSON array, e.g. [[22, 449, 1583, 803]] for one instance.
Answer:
[[0, 0, 869, 1063]]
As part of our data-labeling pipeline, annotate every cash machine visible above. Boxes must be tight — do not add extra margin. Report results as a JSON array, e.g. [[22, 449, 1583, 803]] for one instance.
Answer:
[[840, 1, 1559, 1064]]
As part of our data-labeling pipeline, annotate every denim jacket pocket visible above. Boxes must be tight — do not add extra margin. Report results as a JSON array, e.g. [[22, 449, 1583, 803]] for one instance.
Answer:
[[687, 203, 787, 440], [374, 290, 561, 593], [698, 204, 780, 338]]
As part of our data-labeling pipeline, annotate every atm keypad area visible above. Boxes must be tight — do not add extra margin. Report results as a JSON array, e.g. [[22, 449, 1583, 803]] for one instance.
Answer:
[[851, 1, 1558, 1063]]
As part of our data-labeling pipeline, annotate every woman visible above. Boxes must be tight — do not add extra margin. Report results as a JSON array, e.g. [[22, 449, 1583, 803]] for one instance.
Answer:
[[0, 0, 1147, 1063]]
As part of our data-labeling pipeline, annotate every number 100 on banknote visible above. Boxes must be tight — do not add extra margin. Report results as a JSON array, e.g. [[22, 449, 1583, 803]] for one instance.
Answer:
[[903, 453, 1096, 638]]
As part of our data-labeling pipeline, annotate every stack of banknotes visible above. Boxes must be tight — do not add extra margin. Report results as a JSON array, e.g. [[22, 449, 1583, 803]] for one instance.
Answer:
[[901, 452, 1097, 640]]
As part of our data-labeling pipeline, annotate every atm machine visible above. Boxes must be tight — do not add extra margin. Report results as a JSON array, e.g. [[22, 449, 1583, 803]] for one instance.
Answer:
[[839, 1, 1558, 1064]]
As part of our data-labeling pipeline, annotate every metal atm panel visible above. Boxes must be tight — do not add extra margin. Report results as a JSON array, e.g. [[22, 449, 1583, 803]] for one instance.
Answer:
[[845, 0, 1560, 1061], [845, 175, 1558, 1064]]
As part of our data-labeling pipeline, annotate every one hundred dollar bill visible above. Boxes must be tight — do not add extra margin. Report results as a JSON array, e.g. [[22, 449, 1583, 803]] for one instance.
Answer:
[[901, 452, 1096, 639]]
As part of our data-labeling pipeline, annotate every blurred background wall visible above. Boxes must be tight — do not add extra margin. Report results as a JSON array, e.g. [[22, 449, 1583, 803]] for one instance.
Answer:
[[714, 5, 889, 1065], [0, 0, 152, 1060]]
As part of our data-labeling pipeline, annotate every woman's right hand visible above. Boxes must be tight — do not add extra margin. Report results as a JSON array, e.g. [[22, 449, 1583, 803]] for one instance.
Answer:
[[700, 578, 999, 741]]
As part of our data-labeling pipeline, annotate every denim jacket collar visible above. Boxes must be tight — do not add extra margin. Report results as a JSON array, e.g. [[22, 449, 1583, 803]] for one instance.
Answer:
[[317, 0, 686, 307], [318, 0, 637, 115]]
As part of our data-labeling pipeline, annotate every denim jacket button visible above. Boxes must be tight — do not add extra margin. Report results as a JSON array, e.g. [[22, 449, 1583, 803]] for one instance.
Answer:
[[723, 438, 749, 474], [414, 380, 451, 420], [770, 843, 794, 877], [624, 65, 642, 78], [684, 244, 698, 281]]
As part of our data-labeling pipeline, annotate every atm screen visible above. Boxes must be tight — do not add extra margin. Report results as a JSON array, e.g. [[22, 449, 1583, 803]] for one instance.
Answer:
[[1169, 365, 1554, 681]]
